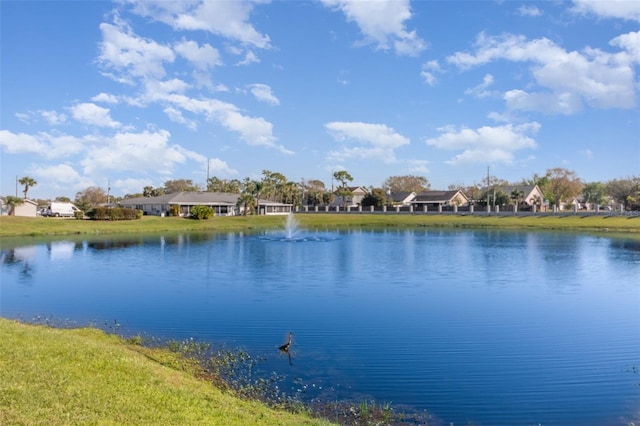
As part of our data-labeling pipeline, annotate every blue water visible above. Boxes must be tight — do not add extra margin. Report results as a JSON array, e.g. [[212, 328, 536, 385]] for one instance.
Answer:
[[1, 229, 639, 425]]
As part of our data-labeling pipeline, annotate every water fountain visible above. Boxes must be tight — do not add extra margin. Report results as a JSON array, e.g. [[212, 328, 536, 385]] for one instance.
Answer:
[[284, 213, 300, 240]]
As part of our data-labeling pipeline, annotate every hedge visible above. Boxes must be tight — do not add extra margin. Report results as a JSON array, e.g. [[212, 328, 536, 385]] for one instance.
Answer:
[[87, 207, 143, 221]]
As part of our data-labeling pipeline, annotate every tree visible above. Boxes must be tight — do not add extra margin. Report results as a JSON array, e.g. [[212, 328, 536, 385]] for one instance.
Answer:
[[333, 170, 353, 188], [545, 168, 583, 208], [163, 179, 199, 194], [55, 196, 71, 202], [510, 188, 525, 205], [207, 177, 242, 193], [4, 196, 24, 215], [75, 186, 107, 210], [302, 179, 327, 206], [607, 176, 640, 210], [18, 176, 37, 199], [582, 182, 608, 208], [361, 188, 386, 207], [383, 175, 430, 193]]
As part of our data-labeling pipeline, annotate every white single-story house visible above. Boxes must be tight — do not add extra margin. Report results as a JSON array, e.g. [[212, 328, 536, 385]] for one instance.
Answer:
[[119, 191, 293, 216], [412, 190, 469, 209]]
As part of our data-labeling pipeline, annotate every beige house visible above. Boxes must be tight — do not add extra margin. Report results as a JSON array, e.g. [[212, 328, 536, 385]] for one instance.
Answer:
[[493, 185, 544, 207], [412, 190, 469, 209], [389, 191, 417, 206], [332, 186, 369, 207], [120, 191, 293, 216], [12, 199, 39, 217]]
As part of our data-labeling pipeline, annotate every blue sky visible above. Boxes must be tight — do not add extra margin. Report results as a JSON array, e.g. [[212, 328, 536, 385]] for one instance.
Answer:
[[1, 0, 639, 199]]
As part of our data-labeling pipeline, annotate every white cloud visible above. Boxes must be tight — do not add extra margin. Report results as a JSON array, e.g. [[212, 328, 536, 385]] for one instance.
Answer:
[[163, 107, 197, 130], [325, 121, 410, 163], [98, 19, 175, 81], [113, 177, 155, 196], [124, 0, 271, 48], [81, 129, 191, 175], [174, 39, 221, 70], [465, 74, 494, 98], [321, 0, 426, 56], [571, 0, 640, 22], [405, 159, 429, 174], [425, 122, 539, 165], [0, 130, 47, 155], [421, 60, 441, 86], [517, 5, 542, 17], [247, 83, 280, 105], [447, 32, 638, 113], [91, 92, 119, 104], [236, 50, 260, 66], [207, 158, 239, 177], [40, 110, 67, 125], [0, 130, 84, 159], [70, 102, 121, 128], [161, 93, 291, 153], [28, 164, 87, 187]]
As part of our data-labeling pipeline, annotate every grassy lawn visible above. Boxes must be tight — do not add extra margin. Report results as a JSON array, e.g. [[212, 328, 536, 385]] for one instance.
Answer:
[[0, 318, 333, 426], [0, 213, 639, 238]]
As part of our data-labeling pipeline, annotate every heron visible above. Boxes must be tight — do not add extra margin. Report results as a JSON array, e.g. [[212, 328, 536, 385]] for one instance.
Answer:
[[279, 332, 293, 353]]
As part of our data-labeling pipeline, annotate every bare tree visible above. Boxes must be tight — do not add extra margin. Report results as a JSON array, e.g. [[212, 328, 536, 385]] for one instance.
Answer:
[[383, 175, 430, 193]]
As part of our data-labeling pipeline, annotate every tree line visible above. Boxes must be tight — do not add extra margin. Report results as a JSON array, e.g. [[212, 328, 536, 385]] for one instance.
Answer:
[[4, 168, 640, 215]]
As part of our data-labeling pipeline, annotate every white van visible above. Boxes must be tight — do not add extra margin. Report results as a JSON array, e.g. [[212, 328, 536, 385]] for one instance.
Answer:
[[45, 202, 82, 217]]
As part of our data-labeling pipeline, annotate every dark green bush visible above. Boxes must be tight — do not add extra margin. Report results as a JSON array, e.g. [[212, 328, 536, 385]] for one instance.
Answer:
[[189, 205, 214, 220], [87, 207, 142, 221]]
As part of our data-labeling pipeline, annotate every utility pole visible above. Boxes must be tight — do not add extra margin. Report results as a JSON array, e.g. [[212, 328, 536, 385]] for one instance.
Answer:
[[486, 166, 490, 210], [107, 179, 111, 205], [206, 158, 210, 191]]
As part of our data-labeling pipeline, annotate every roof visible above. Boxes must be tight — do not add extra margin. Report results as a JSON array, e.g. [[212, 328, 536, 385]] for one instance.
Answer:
[[121, 191, 240, 206], [486, 185, 539, 195], [414, 190, 466, 203], [390, 191, 416, 203]]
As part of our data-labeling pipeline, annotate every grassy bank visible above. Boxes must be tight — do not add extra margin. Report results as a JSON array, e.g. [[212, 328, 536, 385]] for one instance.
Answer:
[[1, 213, 639, 238], [0, 318, 332, 426]]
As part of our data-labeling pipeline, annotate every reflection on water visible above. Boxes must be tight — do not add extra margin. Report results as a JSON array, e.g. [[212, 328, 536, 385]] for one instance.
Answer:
[[1, 230, 639, 425]]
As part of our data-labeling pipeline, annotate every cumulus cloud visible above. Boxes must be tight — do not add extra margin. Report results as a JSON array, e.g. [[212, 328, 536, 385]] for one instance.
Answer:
[[247, 83, 280, 105], [70, 103, 121, 128], [0, 130, 84, 159], [98, 18, 175, 81], [425, 122, 540, 165], [91, 92, 119, 104], [321, 0, 426, 56], [207, 158, 239, 177], [571, 0, 640, 22], [28, 164, 88, 187], [174, 39, 222, 70], [81, 129, 189, 175], [325, 121, 410, 162], [447, 32, 638, 114], [123, 0, 271, 48]]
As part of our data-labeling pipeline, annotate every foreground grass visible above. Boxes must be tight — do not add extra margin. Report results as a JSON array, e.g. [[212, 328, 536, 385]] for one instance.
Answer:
[[0, 318, 332, 426], [0, 213, 639, 238]]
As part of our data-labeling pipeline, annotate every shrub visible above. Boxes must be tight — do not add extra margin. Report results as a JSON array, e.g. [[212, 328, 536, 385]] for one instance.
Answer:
[[169, 205, 180, 217], [74, 210, 84, 220], [87, 207, 142, 221], [189, 205, 214, 220]]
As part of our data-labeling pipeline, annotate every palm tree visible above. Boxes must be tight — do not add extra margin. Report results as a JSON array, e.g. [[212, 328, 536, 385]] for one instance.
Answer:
[[18, 176, 37, 199], [4, 196, 24, 215]]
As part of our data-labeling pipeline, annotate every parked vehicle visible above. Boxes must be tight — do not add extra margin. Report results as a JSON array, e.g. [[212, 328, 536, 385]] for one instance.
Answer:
[[44, 202, 82, 217]]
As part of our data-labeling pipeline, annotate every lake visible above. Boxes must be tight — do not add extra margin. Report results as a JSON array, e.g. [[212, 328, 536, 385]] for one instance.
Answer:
[[1, 226, 639, 425]]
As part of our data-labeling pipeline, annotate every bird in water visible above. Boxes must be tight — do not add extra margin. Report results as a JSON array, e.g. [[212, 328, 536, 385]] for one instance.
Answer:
[[279, 332, 293, 353]]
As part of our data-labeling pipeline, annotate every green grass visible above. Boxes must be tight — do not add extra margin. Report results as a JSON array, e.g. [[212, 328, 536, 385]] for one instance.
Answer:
[[0, 318, 333, 426], [1, 213, 639, 238]]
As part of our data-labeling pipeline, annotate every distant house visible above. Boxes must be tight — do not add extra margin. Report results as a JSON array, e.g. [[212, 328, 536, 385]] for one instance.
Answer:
[[412, 190, 469, 209], [12, 199, 39, 217], [332, 186, 368, 207], [389, 191, 417, 206], [119, 191, 293, 216], [489, 185, 544, 207], [0, 197, 8, 216]]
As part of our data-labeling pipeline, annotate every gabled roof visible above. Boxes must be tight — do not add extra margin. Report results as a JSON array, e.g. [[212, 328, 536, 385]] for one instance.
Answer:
[[484, 185, 539, 195], [414, 190, 467, 203], [390, 191, 416, 203], [347, 186, 368, 194]]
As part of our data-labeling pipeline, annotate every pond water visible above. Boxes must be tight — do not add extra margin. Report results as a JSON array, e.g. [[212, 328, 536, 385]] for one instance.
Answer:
[[1, 226, 639, 425]]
